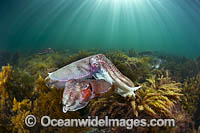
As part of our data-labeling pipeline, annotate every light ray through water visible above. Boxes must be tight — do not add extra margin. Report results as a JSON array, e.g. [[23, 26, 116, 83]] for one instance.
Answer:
[[0, 0, 200, 57]]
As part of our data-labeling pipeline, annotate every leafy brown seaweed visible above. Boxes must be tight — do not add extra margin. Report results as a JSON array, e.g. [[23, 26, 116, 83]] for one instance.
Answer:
[[0, 49, 200, 132]]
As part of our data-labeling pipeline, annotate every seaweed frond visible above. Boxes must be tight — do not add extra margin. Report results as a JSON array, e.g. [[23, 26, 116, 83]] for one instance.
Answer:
[[135, 70, 183, 118]]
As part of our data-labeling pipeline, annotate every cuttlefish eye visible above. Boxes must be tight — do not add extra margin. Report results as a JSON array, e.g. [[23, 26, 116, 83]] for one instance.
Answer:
[[90, 62, 99, 70], [90, 57, 101, 73], [93, 63, 99, 67], [83, 84, 90, 89]]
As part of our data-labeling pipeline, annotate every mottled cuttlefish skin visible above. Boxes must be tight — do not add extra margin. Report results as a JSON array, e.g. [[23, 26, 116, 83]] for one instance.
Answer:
[[62, 79, 92, 113], [62, 79, 112, 113], [45, 55, 93, 89], [90, 54, 141, 97]]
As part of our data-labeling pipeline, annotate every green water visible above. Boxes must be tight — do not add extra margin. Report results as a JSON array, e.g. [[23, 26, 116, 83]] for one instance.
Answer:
[[0, 0, 200, 57]]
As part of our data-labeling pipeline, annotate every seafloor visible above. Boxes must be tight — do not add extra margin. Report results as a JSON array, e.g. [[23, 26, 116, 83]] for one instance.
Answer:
[[0, 49, 200, 132]]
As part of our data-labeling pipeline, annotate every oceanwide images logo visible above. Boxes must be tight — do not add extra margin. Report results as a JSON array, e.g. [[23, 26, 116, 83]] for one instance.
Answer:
[[25, 115, 176, 129]]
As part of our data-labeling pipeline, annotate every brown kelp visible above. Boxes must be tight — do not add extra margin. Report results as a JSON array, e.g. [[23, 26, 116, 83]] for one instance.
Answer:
[[0, 51, 20, 67], [135, 70, 183, 118], [181, 73, 200, 116], [0, 49, 200, 132], [11, 75, 89, 132], [89, 70, 183, 119], [181, 73, 200, 129], [88, 93, 131, 119], [18, 50, 96, 78], [160, 55, 200, 82], [18, 53, 67, 78], [0, 65, 13, 131], [0, 65, 34, 131], [88, 70, 190, 132]]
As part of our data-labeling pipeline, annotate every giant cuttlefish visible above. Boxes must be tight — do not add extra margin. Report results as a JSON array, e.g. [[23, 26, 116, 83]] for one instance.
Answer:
[[62, 79, 112, 113], [45, 54, 141, 113]]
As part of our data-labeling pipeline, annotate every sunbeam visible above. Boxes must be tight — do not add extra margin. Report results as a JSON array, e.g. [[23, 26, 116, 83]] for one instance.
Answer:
[[0, 0, 200, 57]]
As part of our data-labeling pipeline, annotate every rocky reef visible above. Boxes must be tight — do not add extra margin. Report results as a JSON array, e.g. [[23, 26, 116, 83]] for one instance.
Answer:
[[0, 49, 200, 132]]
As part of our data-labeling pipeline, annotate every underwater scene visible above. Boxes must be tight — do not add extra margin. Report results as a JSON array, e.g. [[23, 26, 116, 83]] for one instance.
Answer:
[[1, 0, 200, 132]]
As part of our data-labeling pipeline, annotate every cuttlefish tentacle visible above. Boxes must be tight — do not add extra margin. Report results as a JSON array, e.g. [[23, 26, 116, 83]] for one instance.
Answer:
[[90, 54, 141, 97]]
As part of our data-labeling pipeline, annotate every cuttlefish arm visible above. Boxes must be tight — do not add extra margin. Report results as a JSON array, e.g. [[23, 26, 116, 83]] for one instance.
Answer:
[[90, 54, 141, 97], [45, 56, 93, 89], [62, 79, 112, 113]]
